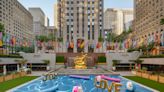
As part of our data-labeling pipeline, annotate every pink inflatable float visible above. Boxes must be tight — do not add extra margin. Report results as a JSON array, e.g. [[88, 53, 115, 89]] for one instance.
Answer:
[[100, 75, 121, 82]]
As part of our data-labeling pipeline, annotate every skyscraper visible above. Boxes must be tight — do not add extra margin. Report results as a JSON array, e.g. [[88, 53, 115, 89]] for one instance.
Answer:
[[0, 0, 34, 54], [29, 8, 46, 36], [57, 0, 104, 53], [104, 8, 133, 36], [134, 0, 164, 46]]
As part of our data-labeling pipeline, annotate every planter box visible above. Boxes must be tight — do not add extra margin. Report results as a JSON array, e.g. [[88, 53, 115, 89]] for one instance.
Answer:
[[13, 73, 20, 79], [159, 76, 164, 83], [20, 72, 26, 77], [0, 76, 4, 83], [4, 74, 13, 81], [142, 73, 149, 79], [149, 75, 158, 82], [136, 72, 142, 77], [131, 71, 136, 75]]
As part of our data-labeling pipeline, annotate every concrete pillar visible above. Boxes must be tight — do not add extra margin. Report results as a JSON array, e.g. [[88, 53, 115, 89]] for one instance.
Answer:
[[74, 39, 77, 53], [106, 53, 113, 70], [17, 64, 20, 72], [3, 65, 6, 75]]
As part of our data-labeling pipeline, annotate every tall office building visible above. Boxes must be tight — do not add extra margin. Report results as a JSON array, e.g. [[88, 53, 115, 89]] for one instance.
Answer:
[[54, 4, 58, 29], [0, 0, 34, 53], [29, 8, 46, 36], [57, 0, 104, 53], [45, 16, 50, 27], [104, 8, 133, 36], [134, 0, 164, 47]]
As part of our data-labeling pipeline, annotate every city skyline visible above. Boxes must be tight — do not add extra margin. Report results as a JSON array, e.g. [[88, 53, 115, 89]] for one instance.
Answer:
[[19, 0, 133, 26]]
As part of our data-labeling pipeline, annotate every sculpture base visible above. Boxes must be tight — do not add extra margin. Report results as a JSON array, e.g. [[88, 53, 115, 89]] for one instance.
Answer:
[[74, 66, 87, 69]]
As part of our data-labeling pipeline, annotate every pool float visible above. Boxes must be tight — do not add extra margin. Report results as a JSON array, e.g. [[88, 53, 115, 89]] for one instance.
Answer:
[[96, 76, 102, 82], [100, 75, 121, 82], [126, 81, 136, 92], [72, 86, 83, 92], [69, 75, 90, 80]]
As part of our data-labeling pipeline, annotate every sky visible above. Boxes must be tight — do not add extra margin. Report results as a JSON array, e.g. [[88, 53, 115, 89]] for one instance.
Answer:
[[19, 0, 133, 26]]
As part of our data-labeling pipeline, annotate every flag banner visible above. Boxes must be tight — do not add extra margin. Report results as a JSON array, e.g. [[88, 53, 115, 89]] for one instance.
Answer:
[[91, 43, 94, 48], [103, 41, 106, 48], [80, 41, 84, 48], [0, 32, 2, 40], [0, 40, 2, 47], [6, 34, 10, 43], [162, 31, 164, 46], [77, 39, 84, 49], [96, 42, 102, 49], [2, 34, 6, 43], [69, 41, 74, 48]]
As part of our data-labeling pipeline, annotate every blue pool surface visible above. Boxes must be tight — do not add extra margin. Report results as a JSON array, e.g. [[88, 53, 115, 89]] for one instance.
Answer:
[[13, 75, 153, 92]]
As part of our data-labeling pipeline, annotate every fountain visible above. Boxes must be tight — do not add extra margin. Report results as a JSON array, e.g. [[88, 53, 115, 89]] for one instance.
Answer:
[[74, 52, 88, 69]]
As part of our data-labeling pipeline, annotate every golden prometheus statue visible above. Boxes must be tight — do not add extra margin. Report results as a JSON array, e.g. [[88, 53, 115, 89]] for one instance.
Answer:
[[74, 52, 88, 69]]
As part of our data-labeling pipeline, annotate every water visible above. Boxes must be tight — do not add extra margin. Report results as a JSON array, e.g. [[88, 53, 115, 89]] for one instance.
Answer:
[[13, 75, 153, 92]]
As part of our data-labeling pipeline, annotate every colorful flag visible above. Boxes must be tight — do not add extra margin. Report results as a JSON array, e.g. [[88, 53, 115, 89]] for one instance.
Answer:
[[161, 31, 164, 46], [70, 41, 74, 48], [0, 40, 2, 47], [6, 34, 10, 43], [80, 41, 84, 48], [0, 32, 2, 40], [103, 41, 106, 48], [2, 34, 6, 42], [96, 42, 102, 49]]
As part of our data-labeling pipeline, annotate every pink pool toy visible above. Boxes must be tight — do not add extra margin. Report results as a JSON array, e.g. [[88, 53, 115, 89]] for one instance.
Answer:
[[72, 86, 78, 92], [101, 75, 121, 82], [69, 75, 90, 80]]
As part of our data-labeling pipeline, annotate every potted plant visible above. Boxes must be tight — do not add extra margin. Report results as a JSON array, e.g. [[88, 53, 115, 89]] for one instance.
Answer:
[[112, 60, 120, 71], [42, 60, 50, 71]]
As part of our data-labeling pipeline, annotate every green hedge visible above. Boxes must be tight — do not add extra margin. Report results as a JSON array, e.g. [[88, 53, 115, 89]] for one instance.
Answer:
[[140, 54, 164, 58], [97, 56, 106, 63], [56, 56, 65, 63], [0, 54, 23, 58]]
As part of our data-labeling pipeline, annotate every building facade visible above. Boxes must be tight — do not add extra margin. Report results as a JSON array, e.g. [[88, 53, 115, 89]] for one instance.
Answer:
[[29, 8, 46, 36], [133, 0, 164, 55], [0, 0, 34, 54], [45, 16, 50, 27], [104, 8, 133, 35], [57, 0, 104, 53], [54, 4, 58, 29]]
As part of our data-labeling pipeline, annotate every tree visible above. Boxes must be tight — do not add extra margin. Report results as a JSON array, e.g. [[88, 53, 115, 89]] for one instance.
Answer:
[[98, 36, 104, 42], [160, 18, 164, 25], [48, 33, 56, 41], [107, 33, 116, 42], [57, 37, 63, 42], [36, 35, 48, 42]]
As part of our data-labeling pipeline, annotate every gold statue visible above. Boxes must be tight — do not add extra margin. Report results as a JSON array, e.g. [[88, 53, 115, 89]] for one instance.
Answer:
[[74, 52, 88, 69]]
